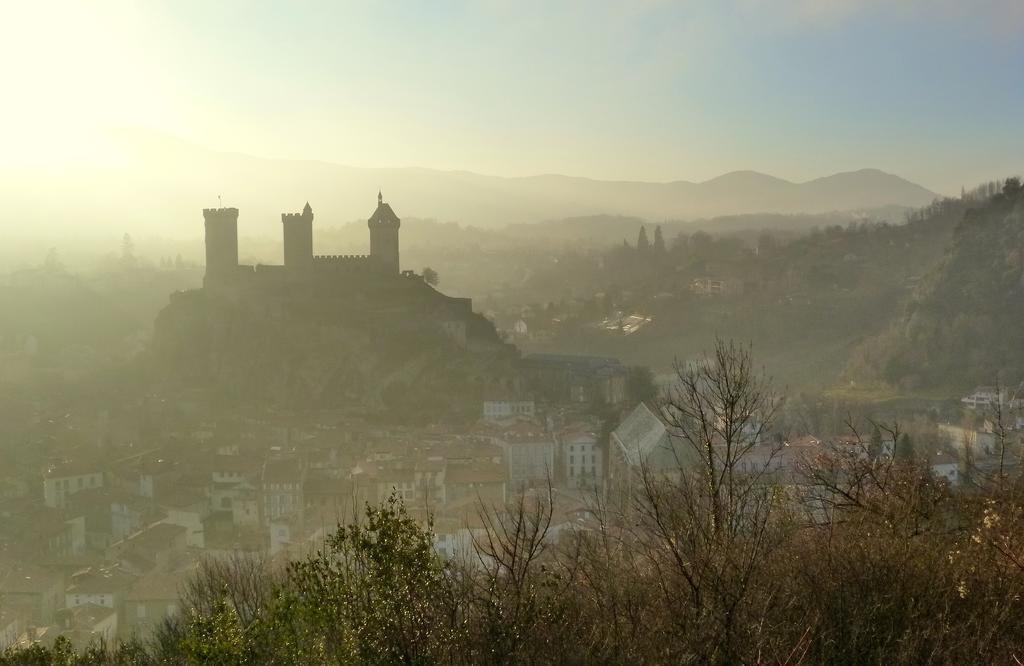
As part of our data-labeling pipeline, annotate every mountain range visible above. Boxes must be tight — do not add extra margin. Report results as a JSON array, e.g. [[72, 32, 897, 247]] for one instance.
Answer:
[[1, 129, 942, 238]]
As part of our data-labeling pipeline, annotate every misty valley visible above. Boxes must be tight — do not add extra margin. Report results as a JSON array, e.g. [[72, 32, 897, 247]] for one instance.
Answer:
[[2, 178, 1024, 663], [2, 2, 1024, 662]]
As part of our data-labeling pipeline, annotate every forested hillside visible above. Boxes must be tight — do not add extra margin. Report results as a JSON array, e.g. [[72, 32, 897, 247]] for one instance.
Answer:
[[504, 191, 978, 390], [850, 179, 1024, 391]]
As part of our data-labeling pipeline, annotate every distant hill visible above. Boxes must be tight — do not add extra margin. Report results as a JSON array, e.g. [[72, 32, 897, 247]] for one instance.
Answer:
[[1, 128, 941, 238]]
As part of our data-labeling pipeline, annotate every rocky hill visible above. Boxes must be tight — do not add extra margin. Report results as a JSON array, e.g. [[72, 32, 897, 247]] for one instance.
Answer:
[[147, 283, 517, 422]]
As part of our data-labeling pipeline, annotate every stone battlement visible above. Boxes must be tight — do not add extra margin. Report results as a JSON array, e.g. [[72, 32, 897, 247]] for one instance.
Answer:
[[313, 254, 372, 262], [203, 207, 239, 219]]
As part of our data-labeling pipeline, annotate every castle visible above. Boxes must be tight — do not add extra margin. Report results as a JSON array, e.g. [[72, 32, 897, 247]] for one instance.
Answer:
[[196, 192, 505, 353], [203, 190, 402, 288]]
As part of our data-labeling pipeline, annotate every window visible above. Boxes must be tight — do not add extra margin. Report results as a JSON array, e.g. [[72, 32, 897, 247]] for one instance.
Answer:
[[137, 605, 147, 619]]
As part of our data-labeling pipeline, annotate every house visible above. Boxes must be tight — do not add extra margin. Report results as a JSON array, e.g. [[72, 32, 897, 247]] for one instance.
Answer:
[[960, 386, 1024, 410], [491, 421, 555, 490], [303, 474, 356, 519], [930, 451, 960, 485], [483, 397, 536, 422], [431, 510, 490, 563], [158, 487, 209, 548], [123, 567, 192, 639], [0, 502, 87, 558], [109, 523, 188, 574], [0, 559, 64, 625], [43, 462, 104, 509], [0, 474, 30, 500], [444, 458, 506, 507], [261, 457, 305, 524], [56, 604, 118, 650], [691, 278, 730, 296], [65, 567, 136, 613], [939, 424, 997, 457], [560, 428, 603, 490]]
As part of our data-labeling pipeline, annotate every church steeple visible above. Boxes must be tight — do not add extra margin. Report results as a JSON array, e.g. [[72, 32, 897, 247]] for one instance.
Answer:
[[378, 190, 383, 205]]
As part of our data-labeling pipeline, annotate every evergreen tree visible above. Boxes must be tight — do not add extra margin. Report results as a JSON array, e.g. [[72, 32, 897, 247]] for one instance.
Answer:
[[868, 426, 883, 460], [896, 432, 915, 461], [653, 225, 666, 253], [637, 226, 650, 253], [120, 232, 137, 269]]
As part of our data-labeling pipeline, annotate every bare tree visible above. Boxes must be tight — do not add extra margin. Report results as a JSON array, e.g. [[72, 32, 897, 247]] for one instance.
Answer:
[[660, 338, 782, 537], [626, 338, 788, 662]]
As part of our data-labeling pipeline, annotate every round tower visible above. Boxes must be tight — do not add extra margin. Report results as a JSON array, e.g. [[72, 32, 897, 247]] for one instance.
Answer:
[[281, 202, 314, 269], [203, 207, 239, 287], [368, 190, 401, 273]]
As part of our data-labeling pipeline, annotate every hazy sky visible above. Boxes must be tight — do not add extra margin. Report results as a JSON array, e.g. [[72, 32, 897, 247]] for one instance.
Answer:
[[2, 0, 1022, 194]]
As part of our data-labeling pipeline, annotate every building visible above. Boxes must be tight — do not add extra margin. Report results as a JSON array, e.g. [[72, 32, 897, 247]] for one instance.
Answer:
[[43, 463, 104, 509], [940, 424, 996, 457], [109, 523, 188, 574], [0, 560, 64, 625], [261, 458, 305, 524], [608, 402, 693, 483], [560, 429, 603, 490], [961, 386, 1024, 410], [65, 568, 136, 611], [123, 568, 191, 639], [520, 353, 627, 405], [56, 604, 118, 650], [483, 397, 536, 422], [930, 451, 960, 485], [158, 487, 209, 548], [196, 193, 505, 352]]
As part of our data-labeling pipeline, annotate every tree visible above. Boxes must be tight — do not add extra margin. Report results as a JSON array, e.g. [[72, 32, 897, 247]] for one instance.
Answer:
[[653, 225, 666, 254], [273, 494, 457, 663], [895, 432, 915, 461], [43, 247, 63, 273], [632, 338, 784, 662], [120, 233, 137, 269], [626, 365, 658, 406], [422, 266, 439, 286], [637, 226, 650, 253]]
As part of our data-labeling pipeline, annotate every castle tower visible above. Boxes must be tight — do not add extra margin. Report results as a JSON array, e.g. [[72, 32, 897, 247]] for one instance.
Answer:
[[281, 202, 314, 269], [203, 207, 239, 286], [368, 190, 401, 273]]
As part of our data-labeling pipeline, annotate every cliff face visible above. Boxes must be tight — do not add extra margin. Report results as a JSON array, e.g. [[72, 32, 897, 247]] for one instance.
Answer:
[[148, 283, 516, 420]]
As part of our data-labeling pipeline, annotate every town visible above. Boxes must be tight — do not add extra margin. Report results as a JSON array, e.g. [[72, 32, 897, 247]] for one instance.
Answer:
[[0, 194, 1018, 650]]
